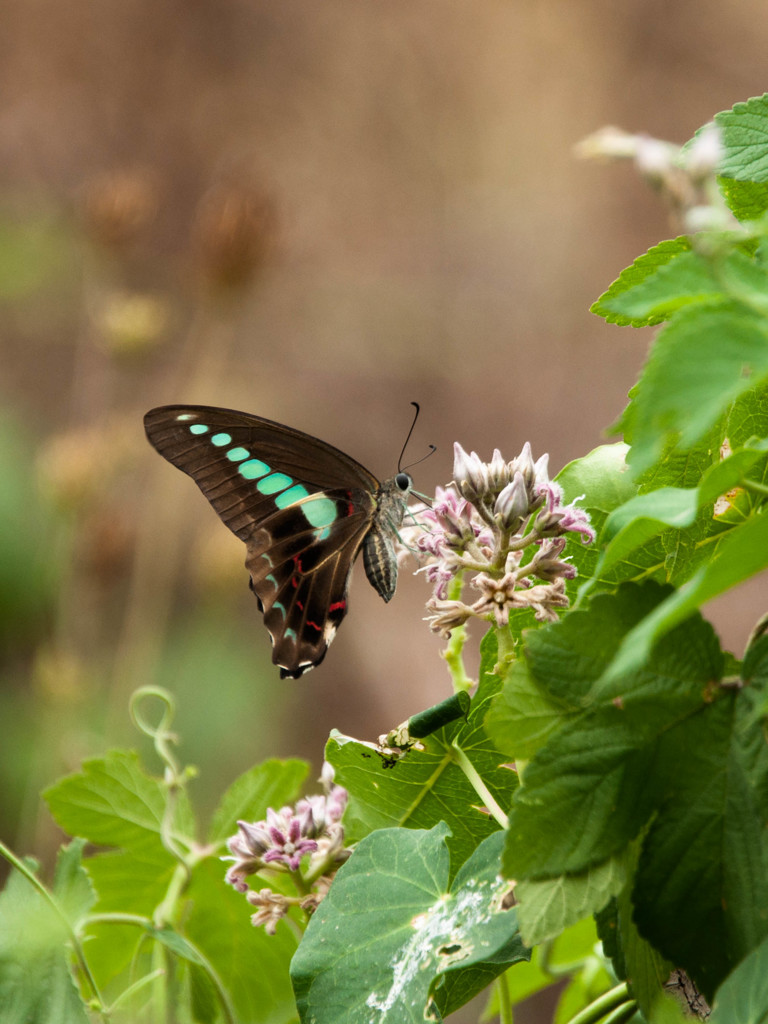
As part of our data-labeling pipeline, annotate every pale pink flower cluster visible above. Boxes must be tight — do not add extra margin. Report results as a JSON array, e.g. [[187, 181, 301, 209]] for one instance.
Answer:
[[223, 763, 349, 933], [402, 442, 595, 635]]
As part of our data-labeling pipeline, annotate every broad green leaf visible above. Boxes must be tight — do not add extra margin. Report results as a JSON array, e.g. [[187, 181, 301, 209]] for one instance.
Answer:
[[649, 994, 691, 1024], [185, 858, 299, 1024], [0, 854, 90, 1024], [43, 749, 194, 855], [290, 825, 527, 1024], [485, 658, 572, 760], [611, 842, 673, 1018], [591, 238, 691, 327], [208, 758, 308, 844], [514, 852, 629, 946], [633, 684, 768, 998], [716, 93, 768, 182], [600, 509, 768, 686], [504, 584, 724, 879], [327, 656, 513, 873], [709, 933, 768, 1023], [626, 305, 768, 474]]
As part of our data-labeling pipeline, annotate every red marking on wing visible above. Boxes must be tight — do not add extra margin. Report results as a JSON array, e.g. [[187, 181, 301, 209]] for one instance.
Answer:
[[306, 620, 322, 633], [345, 490, 354, 516], [328, 600, 346, 612], [296, 600, 304, 611], [292, 555, 304, 573], [291, 576, 299, 589]]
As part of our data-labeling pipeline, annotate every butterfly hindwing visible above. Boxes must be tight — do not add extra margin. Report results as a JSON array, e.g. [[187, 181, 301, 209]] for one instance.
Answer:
[[143, 404, 407, 678]]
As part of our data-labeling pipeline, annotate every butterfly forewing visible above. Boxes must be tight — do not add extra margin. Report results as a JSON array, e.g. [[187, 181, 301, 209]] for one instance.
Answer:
[[143, 404, 408, 678]]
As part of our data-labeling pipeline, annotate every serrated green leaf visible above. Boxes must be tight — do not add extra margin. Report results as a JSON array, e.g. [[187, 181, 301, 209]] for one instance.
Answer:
[[485, 658, 575, 760], [290, 825, 527, 1024], [709, 933, 768, 1023], [504, 583, 724, 879], [327, 656, 514, 873], [43, 749, 194, 856], [514, 852, 629, 946], [633, 688, 768, 998], [626, 304, 768, 474], [591, 238, 692, 327], [208, 758, 309, 845], [715, 93, 768, 182], [600, 250, 727, 322], [600, 509, 768, 686]]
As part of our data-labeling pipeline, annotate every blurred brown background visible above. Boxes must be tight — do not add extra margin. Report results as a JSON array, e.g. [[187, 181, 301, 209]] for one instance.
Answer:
[[2, 1, 767, 1018]]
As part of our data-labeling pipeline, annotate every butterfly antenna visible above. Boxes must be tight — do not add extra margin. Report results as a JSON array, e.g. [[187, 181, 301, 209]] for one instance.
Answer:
[[398, 402, 437, 473]]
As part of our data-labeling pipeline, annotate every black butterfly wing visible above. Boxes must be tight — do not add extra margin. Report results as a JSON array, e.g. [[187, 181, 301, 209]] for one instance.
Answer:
[[143, 404, 381, 677]]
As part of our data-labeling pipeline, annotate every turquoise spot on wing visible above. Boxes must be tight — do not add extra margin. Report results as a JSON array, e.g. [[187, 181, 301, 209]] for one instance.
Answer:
[[257, 473, 293, 495], [272, 600, 285, 620], [301, 496, 338, 529], [211, 432, 232, 447], [275, 484, 310, 509], [265, 574, 278, 587], [226, 446, 250, 462], [189, 423, 209, 434], [313, 527, 331, 541], [239, 459, 270, 480], [284, 627, 297, 641], [177, 413, 196, 422]]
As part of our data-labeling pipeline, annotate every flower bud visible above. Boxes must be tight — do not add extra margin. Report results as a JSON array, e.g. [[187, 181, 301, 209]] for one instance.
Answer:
[[494, 472, 528, 530], [453, 443, 490, 502]]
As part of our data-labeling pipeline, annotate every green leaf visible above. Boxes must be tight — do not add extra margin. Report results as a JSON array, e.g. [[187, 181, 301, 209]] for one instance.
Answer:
[[50, 838, 96, 926], [626, 305, 768, 474], [715, 93, 768, 182], [485, 658, 572, 760], [599, 250, 729, 323], [503, 585, 722, 877], [208, 758, 309, 844], [514, 852, 629, 946], [600, 508, 768, 686], [719, 178, 768, 221], [290, 825, 528, 1024], [184, 858, 298, 1024], [0, 855, 90, 1024], [709, 933, 768, 1023], [591, 441, 768, 584], [633, 686, 768, 998], [43, 749, 194, 855], [591, 238, 692, 327], [327, 656, 514, 873]]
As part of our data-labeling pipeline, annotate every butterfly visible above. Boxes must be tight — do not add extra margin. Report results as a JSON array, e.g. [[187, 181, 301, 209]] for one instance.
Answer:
[[143, 405, 417, 678]]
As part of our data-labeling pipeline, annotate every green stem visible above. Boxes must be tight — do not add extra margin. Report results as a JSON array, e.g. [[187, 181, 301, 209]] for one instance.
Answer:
[[0, 841, 105, 1015], [565, 982, 631, 1024], [600, 1001, 640, 1024], [497, 969, 512, 1024], [450, 741, 508, 829], [442, 575, 474, 692], [442, 624, 474, 692], [742, 476, 768, 497]]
